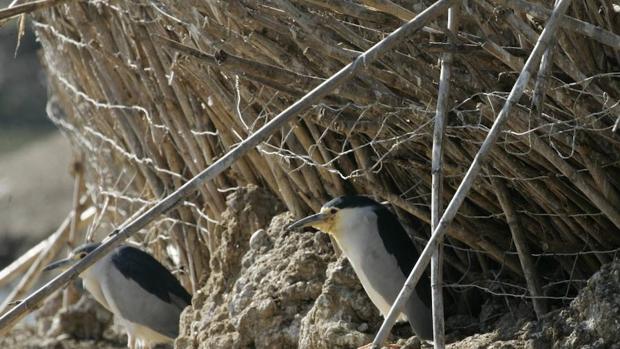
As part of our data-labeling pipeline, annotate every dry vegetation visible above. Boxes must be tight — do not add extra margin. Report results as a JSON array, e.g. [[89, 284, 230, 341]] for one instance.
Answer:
[[1, 0, 619, 344]]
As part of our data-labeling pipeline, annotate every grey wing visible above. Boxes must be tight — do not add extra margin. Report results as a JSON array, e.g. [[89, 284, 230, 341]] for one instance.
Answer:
[[101, 264, 186, 339]]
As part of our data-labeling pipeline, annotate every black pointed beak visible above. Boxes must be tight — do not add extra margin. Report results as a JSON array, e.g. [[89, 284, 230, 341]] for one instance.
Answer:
[[44, 257, 73, 271], [287, 212, 329, 231]]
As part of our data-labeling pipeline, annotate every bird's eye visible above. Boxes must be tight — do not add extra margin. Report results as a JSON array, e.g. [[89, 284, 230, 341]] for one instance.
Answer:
[[78, 252, 87, 259], [330, 208, 338, 214]]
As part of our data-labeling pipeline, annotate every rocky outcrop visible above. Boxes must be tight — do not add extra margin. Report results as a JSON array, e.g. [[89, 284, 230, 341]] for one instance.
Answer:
[[9, 186, 620, 349], [298, 258, 381, 349], [446, 260, 620, 349], [176, 185, 335, 348], [176, 187, 620, 349], [546, 260, 620, 348]]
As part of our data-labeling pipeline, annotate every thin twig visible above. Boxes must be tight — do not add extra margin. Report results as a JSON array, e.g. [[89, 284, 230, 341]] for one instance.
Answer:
[[371, 1, 573, 347], [63, 156, 86, 309], [0, 0, 457, 334], [360, 0, 444, 34], [430, 5, 458, 348]]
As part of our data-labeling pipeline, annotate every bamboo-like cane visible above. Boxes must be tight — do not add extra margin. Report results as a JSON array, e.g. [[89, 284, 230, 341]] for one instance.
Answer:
[[430, 5, 458, 348], [0, 0, 69, 22], [0, 0, 457, 335], [370, 1, 573, 347], [63, 157, 86, 309]]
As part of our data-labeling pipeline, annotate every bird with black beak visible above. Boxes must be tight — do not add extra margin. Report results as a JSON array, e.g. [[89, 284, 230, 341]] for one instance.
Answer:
[[45, 242, 191, 349], [288, 195, 433, 344]]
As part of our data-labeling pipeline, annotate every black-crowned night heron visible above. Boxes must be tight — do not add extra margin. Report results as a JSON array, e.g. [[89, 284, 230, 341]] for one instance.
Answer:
[[46, 242, 191, 349], [289, 195, 432, 341]]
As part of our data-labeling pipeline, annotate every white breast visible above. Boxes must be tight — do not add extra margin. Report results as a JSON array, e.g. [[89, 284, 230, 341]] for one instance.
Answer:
[[81, 257, 113, 311], [334, 208, 407, 319]]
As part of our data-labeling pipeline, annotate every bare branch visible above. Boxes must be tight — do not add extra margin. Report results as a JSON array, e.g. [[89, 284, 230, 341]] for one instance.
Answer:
[[491, 177, 547, 318], [430, 5, 459, 348]]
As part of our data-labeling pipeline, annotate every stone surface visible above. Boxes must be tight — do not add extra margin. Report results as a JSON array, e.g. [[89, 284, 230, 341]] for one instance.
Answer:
[[446, 260, 620, 349], [546, 260, 620, 348], [46, 296, 113, 340], [298, 257, 380, 349], [175, 185, 336, 349]]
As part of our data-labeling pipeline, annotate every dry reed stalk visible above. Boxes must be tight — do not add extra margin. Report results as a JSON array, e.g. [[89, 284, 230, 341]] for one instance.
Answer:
[[497, 0, 620, 48], [491, 177, 546, 318], [0, 0, 68, 22], [0, 215, 71, 316], [430, 5, 458, 347], [62, 157, 86, 308]]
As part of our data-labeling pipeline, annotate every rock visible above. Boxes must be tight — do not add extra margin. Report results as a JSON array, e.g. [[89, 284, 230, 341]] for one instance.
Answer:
[[177, 185, 336, 348], [174, 186, 620, 349], [572, 261, 620, 342], [548, 260, 620, 348], [179, 210, 335, 348], [446, 260, 620, 348], [298, 257, 380, 349], [1, 324, 124, 349], [14, 185, 620, 349], [248, 229, 271, 252], [229, 229, 327, 347], [46, 295, 113, 340]]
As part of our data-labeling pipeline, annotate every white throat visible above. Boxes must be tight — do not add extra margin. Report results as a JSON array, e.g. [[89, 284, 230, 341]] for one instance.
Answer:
[[332, 206, 378, 264]]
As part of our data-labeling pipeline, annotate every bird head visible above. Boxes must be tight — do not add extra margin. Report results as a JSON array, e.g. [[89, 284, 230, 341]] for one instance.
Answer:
[[287, 195, 382, 237], [45, 242, 101, 271]]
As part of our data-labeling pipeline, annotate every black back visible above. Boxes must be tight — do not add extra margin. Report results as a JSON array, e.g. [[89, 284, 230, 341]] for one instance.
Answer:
[[110, 245, 191, 306], [326, 195, 432, 308]]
